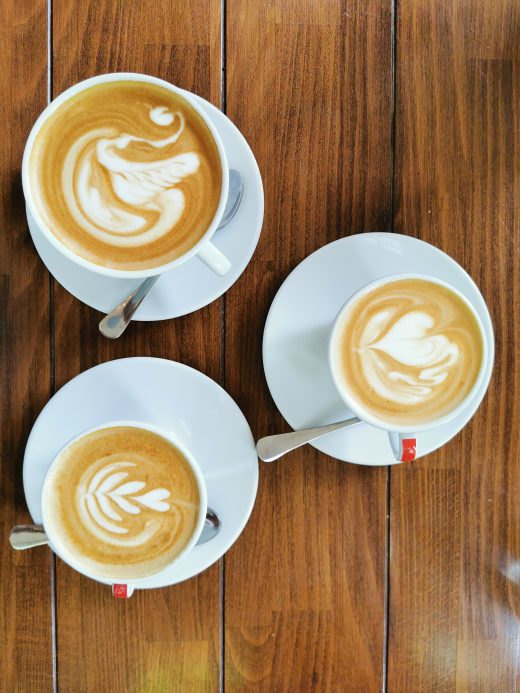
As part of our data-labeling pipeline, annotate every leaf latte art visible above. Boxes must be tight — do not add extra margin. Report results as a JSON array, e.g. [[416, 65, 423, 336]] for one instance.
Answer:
[[334, 279, 484, 427], [30, 81, 222, 270], [82, 462, 171, 539], [43, 427, 201, 580]]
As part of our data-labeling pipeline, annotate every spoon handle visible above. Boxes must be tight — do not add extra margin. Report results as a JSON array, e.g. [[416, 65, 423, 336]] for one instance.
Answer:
[[9, 525, 49, 550], [256, 418, 361, 462], [99, 275, 159, 339], [9, 509, 220, 552]]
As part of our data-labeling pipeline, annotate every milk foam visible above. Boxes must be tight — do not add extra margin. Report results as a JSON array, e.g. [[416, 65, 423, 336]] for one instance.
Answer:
[[62, 111, 201, 248], [30, 81, 222, 270], [359, 309, 460, 405], [79, 461, 171, 545], [43, 426, 201, 579], [335, 279, 484, 426], [149, 106, 175, 126]]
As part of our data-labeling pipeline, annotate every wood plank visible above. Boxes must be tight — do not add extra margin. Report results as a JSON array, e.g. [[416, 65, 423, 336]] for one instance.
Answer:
[[0, 1, 53, 690], [51, 1, 222, 690], [456, 639, 520, 693], [224, 1, 393, 688], [389, 1, 520, 690]]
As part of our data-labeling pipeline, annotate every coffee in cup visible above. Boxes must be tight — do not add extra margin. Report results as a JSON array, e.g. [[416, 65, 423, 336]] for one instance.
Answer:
[[331, 277, 484, 428], [42, 424, 205, 580], [329, 274, 489, 462], [23, 74, 231, 277], [28, 80, 222, 272]]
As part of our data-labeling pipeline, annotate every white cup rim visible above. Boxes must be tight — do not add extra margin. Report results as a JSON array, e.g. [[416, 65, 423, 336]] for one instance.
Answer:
[[22, 72, 229, 278], [328, 272, 491, 433], [40, 419, 208, 585]]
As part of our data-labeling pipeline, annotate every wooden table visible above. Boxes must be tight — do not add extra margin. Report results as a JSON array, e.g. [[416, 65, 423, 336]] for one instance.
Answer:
[[1, 0, 518, 690]]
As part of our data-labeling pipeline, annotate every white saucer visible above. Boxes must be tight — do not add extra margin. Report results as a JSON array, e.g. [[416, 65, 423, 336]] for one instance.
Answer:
[[23, 357, 258, 588], [27, 93, 264, 320], [263, 233, 494, 466]]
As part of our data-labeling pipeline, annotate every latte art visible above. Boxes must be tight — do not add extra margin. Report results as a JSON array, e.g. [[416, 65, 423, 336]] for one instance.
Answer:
[[64, 112, 199, 249], [359, 309, 460, 405], [80, 461, 171, 539], [334, 279, 484, 426], [29, 82, 222, 270], [43, 426, 201, 579]]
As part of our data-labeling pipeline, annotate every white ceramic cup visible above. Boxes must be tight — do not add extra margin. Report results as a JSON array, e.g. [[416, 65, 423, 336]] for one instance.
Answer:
[[22, 72, 231, 278], [40, 420, 208, 598], [329, 273, 491, 462]]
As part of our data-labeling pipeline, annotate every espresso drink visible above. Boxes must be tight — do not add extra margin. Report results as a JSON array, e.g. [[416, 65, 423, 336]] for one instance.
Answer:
[[29, 81, 222, 270], [43, 426, 201, 579], [333, 279, 484, 427]]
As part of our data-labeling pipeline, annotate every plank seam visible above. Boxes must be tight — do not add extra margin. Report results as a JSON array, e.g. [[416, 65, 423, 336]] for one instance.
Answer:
[[47, 1, 57, 691], [220, 0, 227, 691], [383, 0, 398, 690]]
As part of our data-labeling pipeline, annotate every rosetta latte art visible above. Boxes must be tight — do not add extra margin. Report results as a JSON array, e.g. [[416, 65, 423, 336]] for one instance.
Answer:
[[80, 461, 171, 546], [335, 279, 483, 426]]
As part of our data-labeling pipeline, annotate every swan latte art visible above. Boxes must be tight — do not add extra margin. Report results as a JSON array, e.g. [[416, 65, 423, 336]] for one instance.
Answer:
[[333, 279, 484, 427], [29, 81, 222, 270], [43, 426, 201, 579]]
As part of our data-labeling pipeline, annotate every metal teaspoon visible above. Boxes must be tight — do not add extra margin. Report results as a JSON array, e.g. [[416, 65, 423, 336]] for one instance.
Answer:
[[256, 417, 361, 462], [9, 507, 222, 550]]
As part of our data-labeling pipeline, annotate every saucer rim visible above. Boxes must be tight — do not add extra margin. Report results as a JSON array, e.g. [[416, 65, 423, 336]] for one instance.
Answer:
[[262, 232, 494, 466], [26, 92, 264, 321], [23, 356, 259, 588]]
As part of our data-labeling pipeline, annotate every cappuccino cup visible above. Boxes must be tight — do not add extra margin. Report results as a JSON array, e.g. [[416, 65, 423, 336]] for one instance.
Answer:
[[22, 73, 231, 278], [40, 421, 207, 597], [329, 274, 491, 462]]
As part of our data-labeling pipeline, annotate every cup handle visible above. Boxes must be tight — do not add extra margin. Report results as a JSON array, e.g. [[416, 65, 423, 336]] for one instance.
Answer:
[[196, 240, 231, 276], [388, 432, 417, 463], [112, 584, 135, 598]]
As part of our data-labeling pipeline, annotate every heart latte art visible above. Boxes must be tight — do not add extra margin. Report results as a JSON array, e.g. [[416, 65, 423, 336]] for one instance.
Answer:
[[29, 82, 222, 270], [333, 279, 484, 426], [43, 427, 201, 579]]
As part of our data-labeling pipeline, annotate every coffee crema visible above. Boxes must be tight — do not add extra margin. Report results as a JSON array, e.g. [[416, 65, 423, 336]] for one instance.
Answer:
[[43, 426, 201, 579], [29, 81, 222, 270], [333, 279, 484, 427]]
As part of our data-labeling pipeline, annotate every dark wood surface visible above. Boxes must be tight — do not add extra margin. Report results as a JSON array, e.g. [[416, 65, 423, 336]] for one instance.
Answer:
[[1, 0, 517, 690], [388, 2, 520, 691], [0, 2, 53, 692], [224, 1, 391, 690]]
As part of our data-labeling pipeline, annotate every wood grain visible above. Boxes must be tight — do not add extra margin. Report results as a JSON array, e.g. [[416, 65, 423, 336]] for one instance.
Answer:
[[389, 1, 520, 690], [224, 0, 393, 689], [3, 0, 518, 690], [0, 1, 53, 691], [51, 1, 222, 690]]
